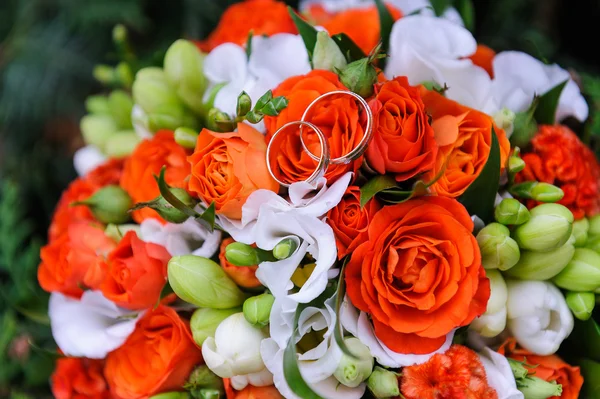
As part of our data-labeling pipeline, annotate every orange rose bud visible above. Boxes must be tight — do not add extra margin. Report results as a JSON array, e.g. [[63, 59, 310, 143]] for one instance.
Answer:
[[516, 125, 600, 220], [401, 345, 498, 399], [197, 0, 297, 52], [188, 123, 278, 220], [326, 185, 381, 260], [319, 5, 402, 54], [366, 77, 438, 182], [469, 44, 496, 78], [420, 88, 511, 198], [120, 131, 191, 224], [100, 231, 170, 310], [51, 357, 109, 399], [38, 222, 116, 298], [219, 238, 262, 289], [265, 70, 365, 184], [345, 196, 490, 354], [105, 306, 203, 399], [498, 337, 584, 399]]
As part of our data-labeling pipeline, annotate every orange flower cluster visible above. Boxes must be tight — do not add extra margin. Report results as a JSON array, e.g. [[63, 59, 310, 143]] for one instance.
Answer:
[[51, 357, 109, 399]]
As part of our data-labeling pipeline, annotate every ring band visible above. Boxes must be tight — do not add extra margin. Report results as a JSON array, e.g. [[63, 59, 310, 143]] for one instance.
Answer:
[[266, 120, 331, 188], [299, 90, 373, 165]]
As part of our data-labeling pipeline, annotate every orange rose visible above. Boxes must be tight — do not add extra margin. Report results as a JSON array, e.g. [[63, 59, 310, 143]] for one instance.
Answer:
[[366, 76, 438, 182], [345, 196, 490, 354], [326, 185, 381, 259], [319, 5, 402, 54], [420, 88, 510, 198], [516, 125, 600, 219], [188, 123, 278, 219], [120, 131, 190, 223], [99, 231, 170, 310], [219, 238, 262, 288], [105, 305, 203, 399], [51, 357, 109, 399], [50, 158, 124, 241], [38, 222, 116, 298], [265, 70, 365, 184], [224, 379, 283, 399], [469, 44, 496, 78], [498, 338, 583, 399], [198, 0, 297, 52]]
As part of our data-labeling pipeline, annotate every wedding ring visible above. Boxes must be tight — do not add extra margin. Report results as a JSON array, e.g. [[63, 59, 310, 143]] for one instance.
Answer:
[[266, 120, 331, 188], [299, 90, 373, 165]]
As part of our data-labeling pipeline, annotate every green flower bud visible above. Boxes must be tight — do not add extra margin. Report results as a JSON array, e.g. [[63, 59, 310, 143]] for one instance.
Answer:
[[243, 293, 274, 327], [225, 242, 260, 266], [85, 95, 110, 115], [168, 255, 247, 308], [206, 108, 235, 132], [104, 131, 141, 158], [367, 366, 400, 398], [512, 204, 574, 252], [509, 156, 526, 175], [164, 39, 207, 114], [494, 108, 516, 138], [186, 365, 224, 391], [93, 64, 116, 86], [586, 236, 600, 253], [191, 389, 220, 399], [112, 24, 127, 44], [338, 57, 378, 98], [507, 358, 529, 381], [133, 68, 180, 114], [572, 218, 590, 247], [80, 114, 118, 151], [313, 31, 347, 72], [130, 187, 197, 224], [495, 198, 531, 225], [565, 291, 595, 321], [73, 185, 132, 224], [334, 337, 374, 388], [504, 235, 575, 280], [273, 238, 298, 260], [115, 62, 134, 89], [104, 223, 140, 242], [476, 223, 520, 271], [236, 91, 252, 117], [517, 376, 562, 399], [589, 214, 600, 237], [149, 393, 190, 399], [510, 181, 564, 203], [553, 248, 600, 292], [174, 127, 199, 149], [108, 90, 134, 129], [190, 307, 240, 346]]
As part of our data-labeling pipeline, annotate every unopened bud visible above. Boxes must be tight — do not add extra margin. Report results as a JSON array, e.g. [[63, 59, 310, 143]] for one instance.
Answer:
[[80, 114, 118, 151], [190, 307, 240, 346], [191, 389, 220, 399], [508, 155, 526, 174], [494, 108, 516, 137], [553, 248, 600, 292], [507, 358, 528, 381], [572, 218, 590, 247], [108, 90, 134, 129], [367, 366, 400, 398], [243, 293, 274, 327], [338, 57, 378, 98], [73, 185, 132, 224], [115, 62, 134, 89], [168, 255, 246, 308], [565, 291, 595, 321], [174, 127, 199, 149], [164, 39, 207, 114], [495, 198, 530, 226], [112, 24, 127, 44], [206, 108, 235, 132], [505, 235, 575, 280], [517, 376, 562, 399], [590, 215, 600, 237], [85, 95, 110, 115], [187, 365, 224, 391], [469, 269, 507, 337], [236, 91, 252, 117], [476, 223, 520, 271], [510, 181, 564, 203], [104, 131, 141, 158], [225, 242, 260, 266], [130, 187, 197, 224], [273, 238, 298, 260], [313, 31, 347, 72], [334, 337, 374, 388], [104, 223, 140, 242], [149, 393, 190, 399], [93, 64, 116, 86], [512, 203, 573, 252]]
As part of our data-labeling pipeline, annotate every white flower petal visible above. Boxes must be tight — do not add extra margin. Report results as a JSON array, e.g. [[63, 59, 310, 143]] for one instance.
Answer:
[[73, 145, 107, 177], [477, 348, 524, 399]]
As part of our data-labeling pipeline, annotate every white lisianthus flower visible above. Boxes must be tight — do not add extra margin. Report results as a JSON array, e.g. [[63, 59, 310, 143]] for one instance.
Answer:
[[202, 313, 273, 390], [203, 34, 311, 127], [477, 348, 524, 399], [73, 145, 107, 177], [506, 279, 574, 355], [492, 51, 589, 122], [470, 270, 508, 338], [385, 15, 498, 114], [140, 217, 221, 258], [131, 104, 153, 139], [340, 297, 454, 367], [220, 173, 352, 303], [261, 295, 366, 399], [49, 291, 142, 359]]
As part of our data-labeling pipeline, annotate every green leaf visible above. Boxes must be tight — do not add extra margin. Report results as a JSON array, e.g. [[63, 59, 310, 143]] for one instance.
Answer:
[[511, 97, 539, 148], [288, 7, 318, 60], [534, 79, 568, 125], [579, 358, 600, 398], [453, 0, 475, 31], [333, 258, 358, 360], [271, 96, 289, 113], [196, 202, 216, 232], [379, 180, 430, 204], [374, 0, 394, 69], [245, 111, 264, 124], [359, 175, 397, 208], [254, 90, 273, 111], [430, 0, 451, 15], [458, 128, 501, 224], [245, 30, 254, 60], [156, 167, 201, 220], [331, 33, 366, 63]]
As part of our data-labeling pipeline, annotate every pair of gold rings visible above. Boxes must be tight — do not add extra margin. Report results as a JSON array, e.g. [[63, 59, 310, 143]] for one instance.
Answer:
[[266, 90, 374, 187]]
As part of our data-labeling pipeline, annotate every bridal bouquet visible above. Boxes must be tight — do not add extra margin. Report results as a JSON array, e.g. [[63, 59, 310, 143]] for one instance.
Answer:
[[40, 0, 600, 398]]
